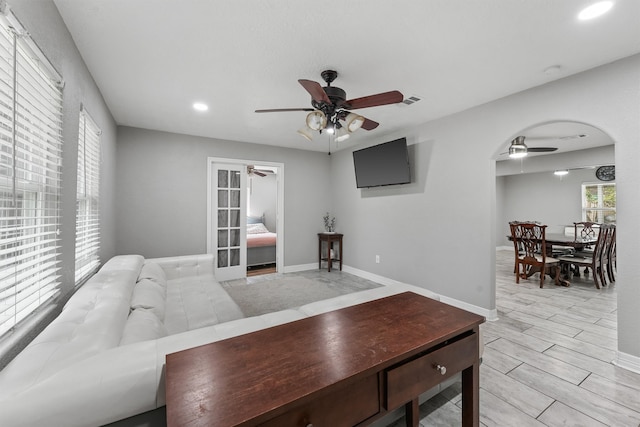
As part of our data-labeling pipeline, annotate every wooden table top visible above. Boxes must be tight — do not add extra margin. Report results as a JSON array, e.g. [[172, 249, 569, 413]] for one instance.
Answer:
[[508, 233, 597, 247], [165, 291, 485, 427], [544, 233, 597, 246]]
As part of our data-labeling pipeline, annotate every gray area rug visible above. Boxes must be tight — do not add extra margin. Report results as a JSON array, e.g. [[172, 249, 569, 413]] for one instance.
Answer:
[[222, 272, 383, 317]]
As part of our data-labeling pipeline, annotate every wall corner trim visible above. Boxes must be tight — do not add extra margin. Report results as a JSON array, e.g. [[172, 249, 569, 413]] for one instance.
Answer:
[[613, 351, 640, 375]]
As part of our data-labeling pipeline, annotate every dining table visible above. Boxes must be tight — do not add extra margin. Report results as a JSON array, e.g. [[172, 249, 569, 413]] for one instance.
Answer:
[[507, 232, 597, 253], [507, 232, 598, 285], [543, 233, 598, 253]]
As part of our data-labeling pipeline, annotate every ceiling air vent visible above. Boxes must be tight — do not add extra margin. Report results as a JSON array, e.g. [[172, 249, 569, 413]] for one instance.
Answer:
[[396, 95, 422, 109], [401, 95, 422, 106]]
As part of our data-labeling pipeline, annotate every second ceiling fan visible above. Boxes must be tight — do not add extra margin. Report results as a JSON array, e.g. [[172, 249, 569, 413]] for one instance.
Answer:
[[508, 135, 558, 158], [255, 70, 403, 141], [507, 133, 590, 158]]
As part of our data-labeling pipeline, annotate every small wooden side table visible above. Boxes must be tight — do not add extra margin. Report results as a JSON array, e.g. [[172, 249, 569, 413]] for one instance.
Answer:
[[318, 232, 343, 272]]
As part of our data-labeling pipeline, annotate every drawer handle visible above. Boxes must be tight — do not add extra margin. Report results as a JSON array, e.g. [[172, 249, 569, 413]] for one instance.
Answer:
[[306, 424, 313, 427], [435, 364, 447, 375]]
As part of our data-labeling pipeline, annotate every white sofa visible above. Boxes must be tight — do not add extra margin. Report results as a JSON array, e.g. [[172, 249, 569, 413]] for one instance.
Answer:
[[0, 253, 475, 427]]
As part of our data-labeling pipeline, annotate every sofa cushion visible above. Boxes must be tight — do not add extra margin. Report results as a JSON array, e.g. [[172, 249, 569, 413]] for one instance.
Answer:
[[120, 308, 168, 345], [148, 253, 216, 281], [131, 278, 166, 321], [138, 261, 167, 288], [163, 276, 245, 334]]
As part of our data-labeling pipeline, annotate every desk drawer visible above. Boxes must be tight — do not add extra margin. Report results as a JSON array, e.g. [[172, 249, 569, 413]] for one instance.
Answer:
[[259, 374, 379, 427], [385, 332, 478, 410]]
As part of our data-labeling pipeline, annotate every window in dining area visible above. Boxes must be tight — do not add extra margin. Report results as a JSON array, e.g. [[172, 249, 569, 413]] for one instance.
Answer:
[[582, 183, 616, 224]]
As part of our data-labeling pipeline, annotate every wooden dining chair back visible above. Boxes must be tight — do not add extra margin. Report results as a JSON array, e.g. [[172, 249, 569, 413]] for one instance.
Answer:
[[574, 221, 598, 252], [509, 221, 523, 273], [608, 224, 617, 282], [559, 224, 611, 289], [510, 222, 560, 288], [574, 221, 598, 239], [601, 224, 616, 284]]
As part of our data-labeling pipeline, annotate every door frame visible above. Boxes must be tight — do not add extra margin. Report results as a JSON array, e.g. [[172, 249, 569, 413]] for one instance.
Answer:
[[207, 157, 284, 276]]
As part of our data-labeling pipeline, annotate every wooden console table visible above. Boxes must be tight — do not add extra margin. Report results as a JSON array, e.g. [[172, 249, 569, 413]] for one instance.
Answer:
[[318, 232, 343, 271], [165, 292, 485, 427]]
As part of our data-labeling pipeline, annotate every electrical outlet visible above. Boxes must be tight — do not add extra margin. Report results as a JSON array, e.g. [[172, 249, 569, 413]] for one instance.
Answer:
[[375, 255, 380, 264]]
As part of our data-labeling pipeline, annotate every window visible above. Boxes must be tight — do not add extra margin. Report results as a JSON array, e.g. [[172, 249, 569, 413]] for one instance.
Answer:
[[582, 182, 616, 224], [0, 12, 64, 337], [75, 107, 100, 284]]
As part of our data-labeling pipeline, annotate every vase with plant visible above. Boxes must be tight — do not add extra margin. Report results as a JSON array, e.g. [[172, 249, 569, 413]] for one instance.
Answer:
[[323, 212, 336, 233]]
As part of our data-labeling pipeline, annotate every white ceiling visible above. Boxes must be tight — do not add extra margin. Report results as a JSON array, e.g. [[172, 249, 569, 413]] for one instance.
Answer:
[[53, 0, 640, 153]]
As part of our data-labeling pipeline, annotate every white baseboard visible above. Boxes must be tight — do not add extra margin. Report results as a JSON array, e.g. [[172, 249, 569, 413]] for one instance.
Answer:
[[282, 263, 317, 273], [613, 351, 640, 374], [283, 263, 498, 320], [343, 265, 497, 320], [439, 295, 499, 321], [287, 259, 639, 373], [342, 265, 420, 289]]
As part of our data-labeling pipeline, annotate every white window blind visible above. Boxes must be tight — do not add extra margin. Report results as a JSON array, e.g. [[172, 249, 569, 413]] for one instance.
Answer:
[[75, 107, 100, 283], [0, 11, 64, 337]]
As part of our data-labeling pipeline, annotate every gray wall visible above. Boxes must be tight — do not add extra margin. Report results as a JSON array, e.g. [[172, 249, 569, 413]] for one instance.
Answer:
[[115, 126, 331, 265], [7, 0, 640, 372], [249, 173, 277, 232], [496, 145, 616, 245], [331, 55, 640, 364], [11, 0, 118, 279], [498, 167, 614, 246], [1, 0, 117, 367]]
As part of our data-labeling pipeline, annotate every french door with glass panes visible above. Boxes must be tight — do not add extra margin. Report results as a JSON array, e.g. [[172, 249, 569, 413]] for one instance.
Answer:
[[211, 162, 246, 281]]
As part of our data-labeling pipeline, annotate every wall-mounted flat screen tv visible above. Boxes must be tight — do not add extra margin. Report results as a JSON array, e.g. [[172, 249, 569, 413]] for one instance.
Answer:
[[353, 137, 411, 188]]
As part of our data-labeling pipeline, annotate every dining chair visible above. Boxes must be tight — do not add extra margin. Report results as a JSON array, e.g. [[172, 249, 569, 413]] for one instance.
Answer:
[[571, 222, 600, 275], [602, 224, 616, 284], [558, 224, 611, 289], [509, 221, 543, 273], [574, 221, 598, 239], [510, 222, 561, 288], [609, 224, 617, 282]]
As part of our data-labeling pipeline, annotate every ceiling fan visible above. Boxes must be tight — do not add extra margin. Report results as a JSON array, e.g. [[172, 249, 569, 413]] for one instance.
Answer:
[[507, 135, 558, 158], [247, 165, 274, 177], [506, 133, 590, 158], [255, 70, 403, 141]]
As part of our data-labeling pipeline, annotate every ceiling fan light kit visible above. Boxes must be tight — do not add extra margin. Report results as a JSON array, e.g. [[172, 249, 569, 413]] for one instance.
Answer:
[[255, 70, 403, 142], [507, 135, 559, 158], [508, 136, 528, 158], [306, 110, 327, 131], [335, 126, 350, 142], [297, 126, 314, 141], [345, 112, 365, 132]]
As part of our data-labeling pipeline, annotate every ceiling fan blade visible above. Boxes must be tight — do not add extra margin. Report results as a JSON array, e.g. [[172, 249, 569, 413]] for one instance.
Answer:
[[298, 79, 332, 104], [527, 147, 558, 152], [344, 90, 403, 110], [360, 117, 379, 130], [255, 108, 314, 113]]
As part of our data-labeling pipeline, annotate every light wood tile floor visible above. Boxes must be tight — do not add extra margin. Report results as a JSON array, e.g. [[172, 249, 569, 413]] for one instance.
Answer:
[[389, 250, 640, 427]]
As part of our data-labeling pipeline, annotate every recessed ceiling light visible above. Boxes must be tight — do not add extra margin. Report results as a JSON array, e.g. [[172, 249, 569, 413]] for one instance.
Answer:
[[554, 170, 569, 176], [193, 102, 208, 112], [578, 1, 613, 20]]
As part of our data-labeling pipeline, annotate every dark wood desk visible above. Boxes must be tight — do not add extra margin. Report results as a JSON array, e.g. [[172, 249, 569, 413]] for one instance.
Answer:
[[318, 232, 343, 272], [165, 292, 485, 427]]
